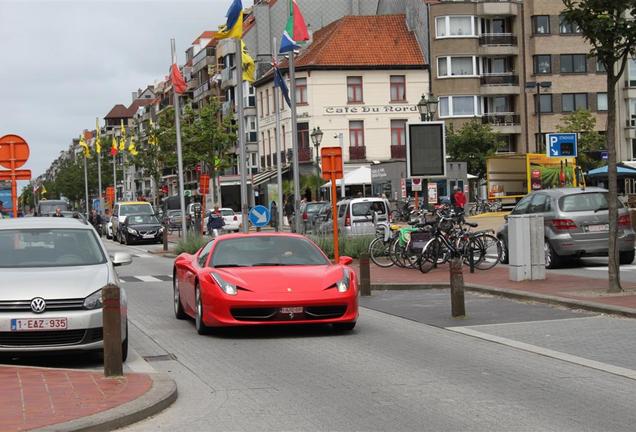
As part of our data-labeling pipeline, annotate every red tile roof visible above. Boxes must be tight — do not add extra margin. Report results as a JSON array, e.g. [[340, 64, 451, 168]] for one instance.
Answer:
[[104, 99, 155, 119], [294, 15, 425, 68], [192, 31, 216, 45], [104, 104, 130, 119]]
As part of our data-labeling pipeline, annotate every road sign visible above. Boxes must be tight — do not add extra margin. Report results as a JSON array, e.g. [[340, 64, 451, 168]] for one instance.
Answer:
[[427, 183, 438, 204], [0, 135, 30, 170], [199, 174, 210, 195], [400, 178, 407, 199], [320, 147, 343, 180], [184, 190, 192, 197], [601, 151, 608, 160], [0, 169, 31, 180], [411, 178, 422, 192], [546, 133, 577, 157], [249, 205, 270, 227], [406, 122, 446, 178]]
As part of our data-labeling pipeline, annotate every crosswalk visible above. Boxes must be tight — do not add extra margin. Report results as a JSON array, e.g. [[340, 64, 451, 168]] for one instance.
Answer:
[[119, 275, 173, 283]]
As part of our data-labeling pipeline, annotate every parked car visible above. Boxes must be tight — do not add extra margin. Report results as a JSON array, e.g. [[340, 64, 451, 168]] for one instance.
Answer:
[[336, 197, 391, 236], [172, 233, 358, 334], [119, 214, 164, 245], [111, 201, 155, 241], [296, 201, 327, 234], [312, 204, 333, 235], [0, 217, 131, 359], [165, 209, 183, 232], [308, 202, 330, 234], [497, 187, 636, 269], [36, 199, 69, 216]]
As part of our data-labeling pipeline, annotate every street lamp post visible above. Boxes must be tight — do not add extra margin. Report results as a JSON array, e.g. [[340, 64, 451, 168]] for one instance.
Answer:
[[310, 126, 323, 201]]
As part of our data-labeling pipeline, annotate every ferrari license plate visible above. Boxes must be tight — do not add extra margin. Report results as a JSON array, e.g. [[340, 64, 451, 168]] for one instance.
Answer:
[[11, 318, 68, 331], [587, 224, 609, 232], [280, 307, 303, 314]]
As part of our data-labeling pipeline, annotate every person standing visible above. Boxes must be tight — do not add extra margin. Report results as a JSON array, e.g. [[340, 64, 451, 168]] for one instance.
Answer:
[[284, 197, 294, 228], [52, 207, 64, 217], [88, 209, 103, 236], [207, 206, 224, 238], [270, 201, 278, 232], [453, 186, 467, 210]]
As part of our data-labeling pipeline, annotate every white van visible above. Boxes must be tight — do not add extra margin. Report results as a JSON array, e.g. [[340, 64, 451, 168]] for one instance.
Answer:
[[336, 197, 390, 236], [111, 201, 155, 242]]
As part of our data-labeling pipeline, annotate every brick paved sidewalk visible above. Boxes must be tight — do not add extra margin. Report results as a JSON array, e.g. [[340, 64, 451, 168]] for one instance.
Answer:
[[355, 263, 636, 313], [0, 366, 152, 432]]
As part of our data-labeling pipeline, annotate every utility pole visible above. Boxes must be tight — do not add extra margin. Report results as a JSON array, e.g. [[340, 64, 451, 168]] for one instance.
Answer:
[[171, 38, 188, 236]]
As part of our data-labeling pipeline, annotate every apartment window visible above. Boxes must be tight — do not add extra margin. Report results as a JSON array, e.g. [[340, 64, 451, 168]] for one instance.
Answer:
[[562, 93, 588, 112], [282, 125, 286, 151], [532, 16, 550, 35], [560, 54, 587, 73], [533, 55, 551, 74], [439, 96, 481, 118], [628, 59, 636, 87], [632, 139, 636, 160], [559, 15, 581, 34], [536, 94, 553, 113], [265, 89, 270, 115], [391, 120, 407, 146], [297, 122, 309, 149], [347, 76, 363, 103], [436, 16, 477, 38], [496, 135, 514, 153], [596, 59, 607, 73], [349, 121, 365, 147], [437, 56, 478, 77], [296, 77, 307, 105], [597, 93, 608, 111], [258, 92, 263, 117], [267, 130, 272, 166], [390, 76, 406, 102]]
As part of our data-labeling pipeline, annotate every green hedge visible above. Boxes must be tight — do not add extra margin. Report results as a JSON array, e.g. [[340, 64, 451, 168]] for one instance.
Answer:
[[175, 232, 210, 255], [307, 234, 374, 259]]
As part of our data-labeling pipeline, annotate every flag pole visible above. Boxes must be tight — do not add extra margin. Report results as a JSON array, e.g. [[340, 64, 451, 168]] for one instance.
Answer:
[[272, 37, 284, 230], [83, 153, 90, 216], [171, 38, 188, 236], [288, 49, 301, 233], [96, 119, 103, 214], [112, 148, 117, 203], [236, 37, 249, 233]]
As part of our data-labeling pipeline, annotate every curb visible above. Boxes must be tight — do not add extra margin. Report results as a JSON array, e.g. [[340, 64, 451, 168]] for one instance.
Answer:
[[36, 373, 177, 432], [370, 283, 636, 319]]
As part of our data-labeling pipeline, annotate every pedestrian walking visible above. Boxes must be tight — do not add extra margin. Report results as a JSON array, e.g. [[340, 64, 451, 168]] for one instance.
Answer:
[[270, 201, 279, 232], [88, 209, 103, 236], [207, 206, 224, 238], [284, 197, 294, 227]]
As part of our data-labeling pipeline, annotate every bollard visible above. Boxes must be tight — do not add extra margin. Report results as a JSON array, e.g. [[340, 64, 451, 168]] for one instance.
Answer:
[[449, 257, 466, 318], [102, 284, 123, 377], [359, 253, 371, 296], [163, 222, 168, 252]]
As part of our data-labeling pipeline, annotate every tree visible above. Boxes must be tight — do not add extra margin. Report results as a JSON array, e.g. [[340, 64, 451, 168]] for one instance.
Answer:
[[446, 119, 501, 179], [562, 0, 636, 293], [556, 109, 605, 172]]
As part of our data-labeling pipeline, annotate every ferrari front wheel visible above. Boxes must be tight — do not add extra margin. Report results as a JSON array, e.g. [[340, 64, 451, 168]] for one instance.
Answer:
[[333, 321, 356, 331], [173, 275, 186, 320], [194, 284, 209, 335]]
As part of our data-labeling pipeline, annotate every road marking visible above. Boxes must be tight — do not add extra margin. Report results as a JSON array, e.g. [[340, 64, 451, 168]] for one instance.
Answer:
[[448, 326, 636, 381], [583, 265, 636, 271], [451, 315, 599, 329], [119, 275, 173, 283]]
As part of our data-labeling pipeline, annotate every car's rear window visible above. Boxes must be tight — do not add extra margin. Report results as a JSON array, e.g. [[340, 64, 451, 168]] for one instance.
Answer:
[[558, 192, 619, 212], [121, 204, 153, 216], [221, 209, 234, 216], [305, 203, 324, 214], [0, 229, 106, 268], [352, 201, 387, 216]]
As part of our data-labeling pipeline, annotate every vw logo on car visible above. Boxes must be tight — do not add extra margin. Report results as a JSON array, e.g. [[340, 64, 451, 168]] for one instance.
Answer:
[[30, 297, 46, 314]]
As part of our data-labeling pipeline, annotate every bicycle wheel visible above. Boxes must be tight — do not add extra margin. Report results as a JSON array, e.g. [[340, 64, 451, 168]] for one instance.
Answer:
[[465, 233, 502, 270], [369, 237, 394, 268], [389, 237, 405, 268], [419, 238, 441, 273]]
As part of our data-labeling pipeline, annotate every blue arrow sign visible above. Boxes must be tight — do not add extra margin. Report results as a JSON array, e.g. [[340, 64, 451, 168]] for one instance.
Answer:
[[546, 133, 577, 158], [248, 205, 270, 227]]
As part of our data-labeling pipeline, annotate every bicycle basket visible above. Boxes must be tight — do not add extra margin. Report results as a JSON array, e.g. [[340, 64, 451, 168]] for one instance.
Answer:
[[409, 230, 432, 252]]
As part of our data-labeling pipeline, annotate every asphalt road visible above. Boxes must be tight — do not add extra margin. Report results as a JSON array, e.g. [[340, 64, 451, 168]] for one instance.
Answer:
[[104, 239, 636, 432]]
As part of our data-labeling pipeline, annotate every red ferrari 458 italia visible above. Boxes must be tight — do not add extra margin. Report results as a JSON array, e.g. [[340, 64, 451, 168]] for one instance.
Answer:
[[172, 233, 358, 334]]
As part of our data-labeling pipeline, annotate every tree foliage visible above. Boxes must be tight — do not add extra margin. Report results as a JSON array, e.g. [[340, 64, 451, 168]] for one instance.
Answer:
[[445, 119, 501, 179], [556, 109, 605, 171]]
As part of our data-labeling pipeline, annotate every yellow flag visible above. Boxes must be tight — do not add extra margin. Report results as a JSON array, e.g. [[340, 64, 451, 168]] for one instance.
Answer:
[[216, 0, 243, 40], [128, 136, 139, 156], [148, 119, 158, 145], [120, 119, 127, 151], [79, 135, 90, 158], [41, 185, 47, 195], [241, 40, 255, 83], [95, 118, 102, 154]]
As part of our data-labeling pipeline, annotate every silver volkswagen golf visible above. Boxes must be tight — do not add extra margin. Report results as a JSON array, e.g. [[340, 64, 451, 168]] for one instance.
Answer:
[[0, 217, 130, 359]]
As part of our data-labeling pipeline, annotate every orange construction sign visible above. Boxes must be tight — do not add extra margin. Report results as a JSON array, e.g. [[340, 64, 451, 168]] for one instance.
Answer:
[[321, 147, 344, 262], [0, 134, 31, 218]]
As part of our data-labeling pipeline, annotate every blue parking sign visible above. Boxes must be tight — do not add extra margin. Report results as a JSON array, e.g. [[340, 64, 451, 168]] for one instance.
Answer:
[[546, 133, 577, 158]]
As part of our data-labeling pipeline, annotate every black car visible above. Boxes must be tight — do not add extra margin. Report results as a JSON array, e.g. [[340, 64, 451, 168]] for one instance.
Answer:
[[120, 213, 164, 245]]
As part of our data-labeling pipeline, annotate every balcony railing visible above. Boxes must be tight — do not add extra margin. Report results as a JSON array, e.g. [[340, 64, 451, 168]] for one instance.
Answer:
[[193, 81, 210, 99], [479, 33, 517, 46], [481, 112, 520, 126], [349, 146, 367, 160], [298, 146, 312, 163], [390, 145, 406, 159], [480, 74, 519, 86]]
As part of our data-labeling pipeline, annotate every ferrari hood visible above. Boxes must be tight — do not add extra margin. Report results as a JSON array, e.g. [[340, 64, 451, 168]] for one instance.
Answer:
[[213, 265, 345, 293]]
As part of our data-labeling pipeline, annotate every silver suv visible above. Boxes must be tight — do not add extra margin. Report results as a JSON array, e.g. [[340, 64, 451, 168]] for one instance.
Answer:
[[497, 187, 636, 268]]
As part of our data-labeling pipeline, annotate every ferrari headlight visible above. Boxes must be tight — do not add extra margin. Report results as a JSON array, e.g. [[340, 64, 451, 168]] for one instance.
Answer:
[[84, 289, 103, 309], [127, 227, 138, 235], [210, 272, 238, 296], [336, 268, 351, 293]]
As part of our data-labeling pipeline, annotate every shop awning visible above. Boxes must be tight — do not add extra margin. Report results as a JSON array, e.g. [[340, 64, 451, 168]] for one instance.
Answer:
[[252, 165, 290, 186], [587, 164, 636, 177], [322, 166, 372, 187]]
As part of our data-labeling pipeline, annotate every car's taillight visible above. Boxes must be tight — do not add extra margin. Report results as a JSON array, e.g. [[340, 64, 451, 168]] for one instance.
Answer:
[[345, 213, 351, 227], [552, 219, 577, 231], [303, 211, 308, 221], [619, 214, 631, 227]]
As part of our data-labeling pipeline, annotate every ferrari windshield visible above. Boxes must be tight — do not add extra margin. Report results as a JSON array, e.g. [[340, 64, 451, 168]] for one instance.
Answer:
[[0, 229, 106, 268], [212, 236, 329, 267]]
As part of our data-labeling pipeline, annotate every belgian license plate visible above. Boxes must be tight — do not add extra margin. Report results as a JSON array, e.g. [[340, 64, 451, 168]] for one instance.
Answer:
[[587, 224, 609, 232], [11, 318, 68, 331], [143, 234, 155, 239], [280, 307, 303, 314]]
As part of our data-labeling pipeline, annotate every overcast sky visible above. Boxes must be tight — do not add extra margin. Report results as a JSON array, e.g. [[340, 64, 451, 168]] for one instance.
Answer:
[[0, 0, 229, 185]]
